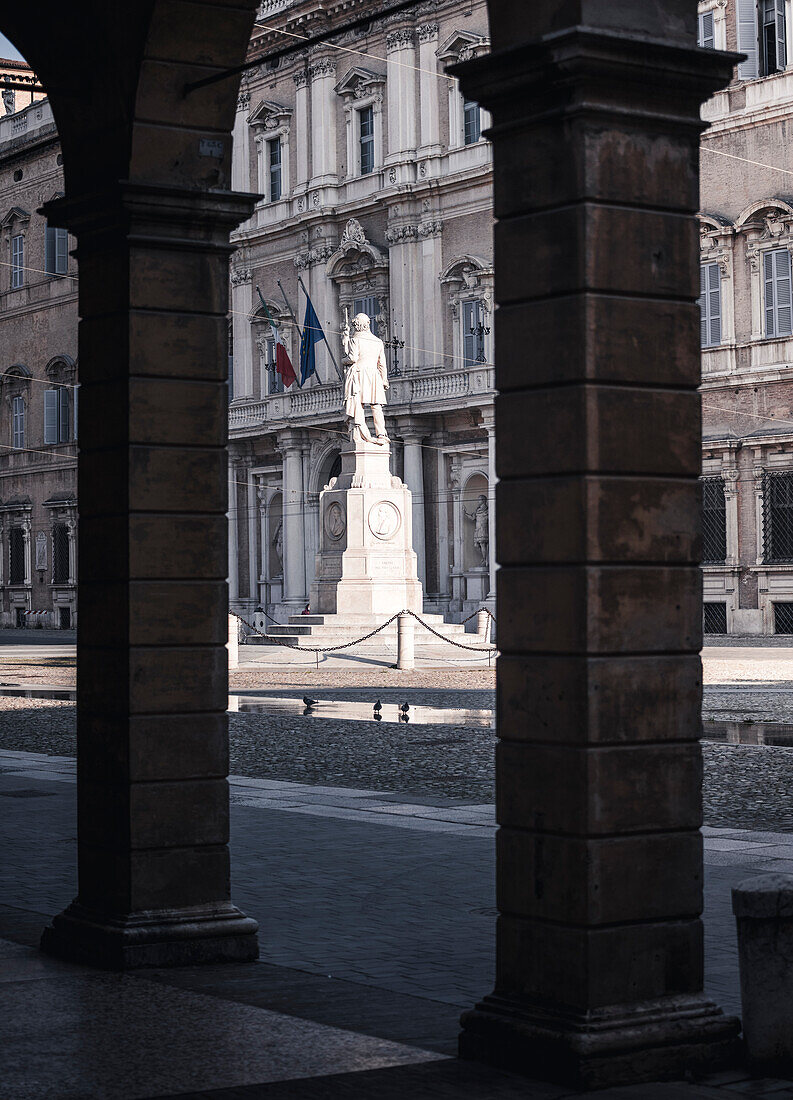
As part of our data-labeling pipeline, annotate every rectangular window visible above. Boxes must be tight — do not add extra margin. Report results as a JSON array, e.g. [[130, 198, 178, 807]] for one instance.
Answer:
[[12, 395, 24, 449], [59, 386, 69, 442], [703, 602, 728, 635], [44, 389, 58, 444], [268, 138, 282, 202], [702, 477, 727, 563], [699, 262, 722, 347], [359, 105, 375, 175], [53, 524, 70, 584], [698, 10, 716, 47], [353, 295, 380, 338], [9, 528, 25, 585], [775, 602, 793, 633], [761, 0, 787, 74], [764, 471, 793, 561], [10, 234, 23, 288], [463, 300, 486, 367], [45, 225, 68, 275], [463, 99, 481, 145], [764, 248, 793, 337]]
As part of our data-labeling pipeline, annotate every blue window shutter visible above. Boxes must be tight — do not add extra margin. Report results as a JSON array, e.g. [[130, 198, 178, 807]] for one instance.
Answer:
[[738, 0, 760, 78], [765, 250, 776, 334], [73, 383, 79, 440], [699, 11, 716, 48], [56, 228, 68, 275], [58, 387, 69, 442], [708, 263, 722, 345], [44, 390, 58, 444], [776, 249, 793, 335], [778, 0, 788, 68], [463, 301, 476, 366]]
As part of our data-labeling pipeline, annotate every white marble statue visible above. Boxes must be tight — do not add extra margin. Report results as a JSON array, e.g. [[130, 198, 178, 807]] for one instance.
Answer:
[[2, 88, 16, 116], [464, 494, 489, 566], [342, 310, 389, 445]]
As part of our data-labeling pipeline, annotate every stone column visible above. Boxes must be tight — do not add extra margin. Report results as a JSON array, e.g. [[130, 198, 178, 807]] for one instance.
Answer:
[[454, 7, 738, 1088], [301, 442, 313, 596], [449, 460, 464, 611], [417, 22, 441, 161], [40, 183, 259, 968], [279, 429, 306, 608], [399, 419, 426, 589], [22, 516, 31, 587], [436, 448, 451, 601], [385, 28, 417, 185], [247, 468, 258, 607], [231, 91, 251, 193], [66, 518, 77, 585], [228, 460, 239, 604], [481, 407, 496, 601], [230, 271, 253, 399], [294, 69, 310, 191], [309, 58, 337, 188]]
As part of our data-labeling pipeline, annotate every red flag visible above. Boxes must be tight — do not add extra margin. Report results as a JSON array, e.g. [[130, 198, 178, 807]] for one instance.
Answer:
[[257, 288, 296, 388]]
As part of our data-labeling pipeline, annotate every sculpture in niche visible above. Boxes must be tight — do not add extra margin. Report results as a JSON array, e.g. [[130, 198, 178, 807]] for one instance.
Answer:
[[341, 311, 389, 445], [35, 532, 47, 571], [272, 521, 283, 572], [464, 494, 489, 566]]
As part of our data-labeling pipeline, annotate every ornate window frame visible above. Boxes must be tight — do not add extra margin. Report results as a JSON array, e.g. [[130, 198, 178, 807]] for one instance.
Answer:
[[440, 256, 494, 369], [699, 214, 735, 345], [1, 206, 30, 290], [436, 32, 490, 150], [249, 100, 292, 203], [326, 218, 390, 334], [335, 68, 385, 179], [697, 0, 728, 50], [737, 199, 793, 341]]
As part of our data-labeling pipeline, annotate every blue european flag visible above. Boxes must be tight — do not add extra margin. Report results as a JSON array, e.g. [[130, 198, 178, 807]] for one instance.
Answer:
[[299, 294, 324, 385]]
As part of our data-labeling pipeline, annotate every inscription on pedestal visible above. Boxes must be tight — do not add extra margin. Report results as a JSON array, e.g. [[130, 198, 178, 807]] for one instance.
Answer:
[[368, 501, 401, 540]]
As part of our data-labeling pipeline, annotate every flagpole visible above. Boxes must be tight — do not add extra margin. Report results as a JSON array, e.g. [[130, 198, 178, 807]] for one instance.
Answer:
[[296, 273, 343, 382], [275, 279, 301, 342]]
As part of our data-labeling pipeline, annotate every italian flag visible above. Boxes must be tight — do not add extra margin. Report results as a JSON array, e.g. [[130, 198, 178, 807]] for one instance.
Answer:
[[256, 287, 297, 388]]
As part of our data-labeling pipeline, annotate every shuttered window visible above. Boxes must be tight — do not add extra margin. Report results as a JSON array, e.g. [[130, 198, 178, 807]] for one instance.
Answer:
[[59, 387, 69, 442], [45, 225, 68, 275], [463, 99, 481, 145], [12, 395, 24, 449], [10, 234, 23, 288], [699, 263, 722, 347], [738, 0, 761, 78], [698, 10, 716, 48], [9, 528, 25, 585], [761, 0, 787, 73], [359, 106, 375, 175], [463, 300, 486, 367], [268, 138, 282, 202], [764, 248, 793, 337], [353, 296, 380, 338], [44, 389, 58, 444]]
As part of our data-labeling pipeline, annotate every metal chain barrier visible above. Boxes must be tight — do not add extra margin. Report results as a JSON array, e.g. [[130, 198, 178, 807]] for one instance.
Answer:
[[231, 608, 497, 655], [460, 606, 497, 626]]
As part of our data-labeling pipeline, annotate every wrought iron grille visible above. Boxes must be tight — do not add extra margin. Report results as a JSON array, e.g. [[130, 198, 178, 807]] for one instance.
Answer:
[[763, 471, 793, 562], [8, 528, 24, 584], [701, 477, 727, 564], [774, 602, 793, 634], [703, 602, 727, 634], [53, 525, 69, 584]]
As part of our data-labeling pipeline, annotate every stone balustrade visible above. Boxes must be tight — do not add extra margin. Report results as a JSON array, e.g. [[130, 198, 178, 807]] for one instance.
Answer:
[[229, 364, 494, 435]]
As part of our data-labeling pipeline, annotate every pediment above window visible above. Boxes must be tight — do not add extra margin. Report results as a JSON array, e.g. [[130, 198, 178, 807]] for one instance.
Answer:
[[335, 67, 385, 101], [248, 99, 292, 131], [436, 31, 490, 65], [736, 200, 793, 240], [1, 206, 30, 229]]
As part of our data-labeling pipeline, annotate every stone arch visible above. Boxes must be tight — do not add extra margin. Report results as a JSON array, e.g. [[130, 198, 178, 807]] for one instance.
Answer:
[[313, 444, 343, 494], [736, 197, 793, 230]]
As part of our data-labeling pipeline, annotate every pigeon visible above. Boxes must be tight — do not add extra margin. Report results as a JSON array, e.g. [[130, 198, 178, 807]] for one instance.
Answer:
[[373, 700, 382, 712], [303, 697, 318, 708], [399, 702, 410, 713]]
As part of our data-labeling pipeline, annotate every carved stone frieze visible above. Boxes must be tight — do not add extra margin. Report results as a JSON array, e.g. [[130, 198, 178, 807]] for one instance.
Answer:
[[386, 28, 415, 51], [309, 58, 336, 79], [417, 22, 439, 42], [385, 225, 419, 244]]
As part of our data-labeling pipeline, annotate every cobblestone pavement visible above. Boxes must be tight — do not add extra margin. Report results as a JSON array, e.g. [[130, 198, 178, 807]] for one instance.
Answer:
[[6, 750, 793, 1098]]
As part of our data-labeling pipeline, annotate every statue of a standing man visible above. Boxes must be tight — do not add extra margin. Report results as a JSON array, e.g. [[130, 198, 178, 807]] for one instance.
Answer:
[[464, 494, 490, 566], [342, 311, 389, 445]]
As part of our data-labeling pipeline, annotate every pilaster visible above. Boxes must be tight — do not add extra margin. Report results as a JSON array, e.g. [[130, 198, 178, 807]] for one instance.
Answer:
[[398, 418, 427, 589]]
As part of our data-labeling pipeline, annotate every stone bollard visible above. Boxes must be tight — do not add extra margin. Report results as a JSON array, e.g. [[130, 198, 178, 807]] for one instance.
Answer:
[[733, 873, 793, 1072], [396, 612, 415, 671], [477, 609, 490, 641], [228, 613, 239, 671]]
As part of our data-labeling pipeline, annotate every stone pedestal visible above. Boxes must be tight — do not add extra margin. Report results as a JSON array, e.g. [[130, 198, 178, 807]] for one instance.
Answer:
[[311, 441, 423, 617]]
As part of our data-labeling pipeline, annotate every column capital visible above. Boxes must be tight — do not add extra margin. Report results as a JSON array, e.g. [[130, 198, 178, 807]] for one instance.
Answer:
[[276, 427, 304, 453], [396, 416, 426, 443]]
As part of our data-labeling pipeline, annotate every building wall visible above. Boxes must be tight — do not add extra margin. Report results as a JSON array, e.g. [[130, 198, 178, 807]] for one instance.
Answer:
[[0, 95, 77, 628], [229, 0, 497, 624], [700, 0, 793, 634]]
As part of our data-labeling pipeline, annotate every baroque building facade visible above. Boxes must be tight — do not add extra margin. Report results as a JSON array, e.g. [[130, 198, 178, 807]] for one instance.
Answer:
[[0, 81, 78, 628], [699, 0, 793, 633], [227, 0, 496, 623]]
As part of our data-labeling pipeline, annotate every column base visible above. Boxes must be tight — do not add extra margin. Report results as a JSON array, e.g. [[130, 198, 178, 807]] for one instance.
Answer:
[[41, 901, 259, 970], [459, 993, 741, 1090]]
